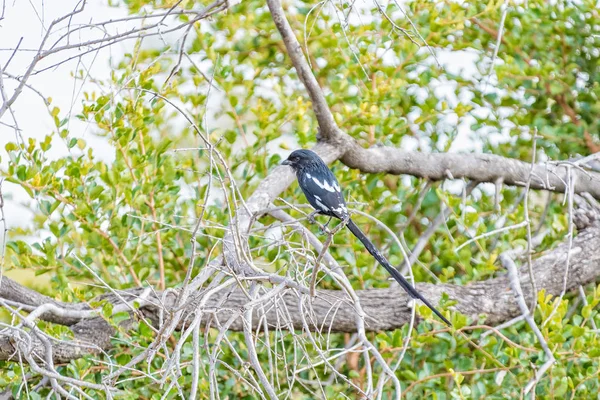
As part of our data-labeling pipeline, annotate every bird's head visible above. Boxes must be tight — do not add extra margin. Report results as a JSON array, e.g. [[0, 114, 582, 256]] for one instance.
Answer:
[[282, 149, 323, 171]]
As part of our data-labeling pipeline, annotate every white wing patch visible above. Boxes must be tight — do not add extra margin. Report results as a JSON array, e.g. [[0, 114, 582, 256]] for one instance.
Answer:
[[315, 199, 329, 212], [333, 205, 348, 215], [312, 177, 337, 193]]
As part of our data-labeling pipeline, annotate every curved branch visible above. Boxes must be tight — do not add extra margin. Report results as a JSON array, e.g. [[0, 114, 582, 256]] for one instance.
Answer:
[[2, 214, 598, 363], [265, 0, 600, 201], [0, 278, 92, 326], [255, 0, 580, 195]]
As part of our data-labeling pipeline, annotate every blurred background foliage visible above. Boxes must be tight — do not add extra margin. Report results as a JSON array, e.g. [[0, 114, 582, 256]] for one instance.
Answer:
[[2, 0, 600, 398]]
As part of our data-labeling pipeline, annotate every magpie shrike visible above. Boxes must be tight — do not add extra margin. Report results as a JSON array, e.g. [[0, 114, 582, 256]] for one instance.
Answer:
[[283, 149, 450, 326]]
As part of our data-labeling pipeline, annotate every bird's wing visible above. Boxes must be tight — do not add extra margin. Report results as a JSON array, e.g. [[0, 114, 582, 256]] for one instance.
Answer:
[[299, 171, 348, 218]]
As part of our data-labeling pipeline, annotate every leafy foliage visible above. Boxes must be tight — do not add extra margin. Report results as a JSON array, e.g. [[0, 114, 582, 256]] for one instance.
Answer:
[[2, 0, 600, 398]]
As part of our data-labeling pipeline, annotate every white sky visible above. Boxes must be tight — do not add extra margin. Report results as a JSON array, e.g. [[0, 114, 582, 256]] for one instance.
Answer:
[[0, 0, 128, 229]]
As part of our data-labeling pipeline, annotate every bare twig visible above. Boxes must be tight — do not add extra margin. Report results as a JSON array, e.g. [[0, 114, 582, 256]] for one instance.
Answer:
[[499, 253, 555, 394], [309, 217, 348, 297]]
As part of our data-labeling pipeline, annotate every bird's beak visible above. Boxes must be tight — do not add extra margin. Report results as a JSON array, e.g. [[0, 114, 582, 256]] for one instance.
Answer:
[[282, 159, 291, 166]]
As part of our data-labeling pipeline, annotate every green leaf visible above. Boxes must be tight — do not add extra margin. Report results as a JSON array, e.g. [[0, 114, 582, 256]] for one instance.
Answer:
[[16, 165, 27, 181]]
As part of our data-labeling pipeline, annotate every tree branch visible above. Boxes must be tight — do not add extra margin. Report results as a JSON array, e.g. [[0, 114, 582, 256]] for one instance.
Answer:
[[1, 211, 598, 363], [266, 0, 341, 140], [340, 144, 600, 200], [265, 0, 600, 202]]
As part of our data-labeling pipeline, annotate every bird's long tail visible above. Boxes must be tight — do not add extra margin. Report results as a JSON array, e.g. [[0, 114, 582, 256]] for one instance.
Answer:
[[346, 218, 451, 326]]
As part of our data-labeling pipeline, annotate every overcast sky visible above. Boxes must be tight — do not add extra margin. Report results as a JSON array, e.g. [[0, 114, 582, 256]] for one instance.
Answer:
[[0, 0, 129, 229]]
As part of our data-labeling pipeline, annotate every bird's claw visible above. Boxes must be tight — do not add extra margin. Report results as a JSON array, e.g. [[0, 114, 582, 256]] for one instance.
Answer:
[[307, 213, 335, 235], [317, 217, 333, 235], [318, 225, 331, 235], [307, 211, 319, 225], [306, 212, 327, 234]]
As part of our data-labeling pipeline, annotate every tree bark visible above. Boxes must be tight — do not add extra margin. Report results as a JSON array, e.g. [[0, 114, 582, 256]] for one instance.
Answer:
[[1, 208, 598, 363]]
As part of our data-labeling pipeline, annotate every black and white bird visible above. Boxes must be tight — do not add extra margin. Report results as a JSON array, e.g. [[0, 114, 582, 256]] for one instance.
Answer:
[[282, 149, 451, 326]]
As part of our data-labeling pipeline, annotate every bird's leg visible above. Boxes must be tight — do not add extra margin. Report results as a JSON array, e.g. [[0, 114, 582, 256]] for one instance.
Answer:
[[306, 211, 329, 235], [326, 215, 349, 234], [307, 210, 320, 225], [319, 217, 333, 235]]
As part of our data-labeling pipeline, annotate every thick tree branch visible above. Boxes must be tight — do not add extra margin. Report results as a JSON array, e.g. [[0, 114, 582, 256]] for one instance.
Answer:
[[265, 0, 600, 201], [0, 278, 91, 326], [2, 211, 598, 363], [340, 145, 600, 200]]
